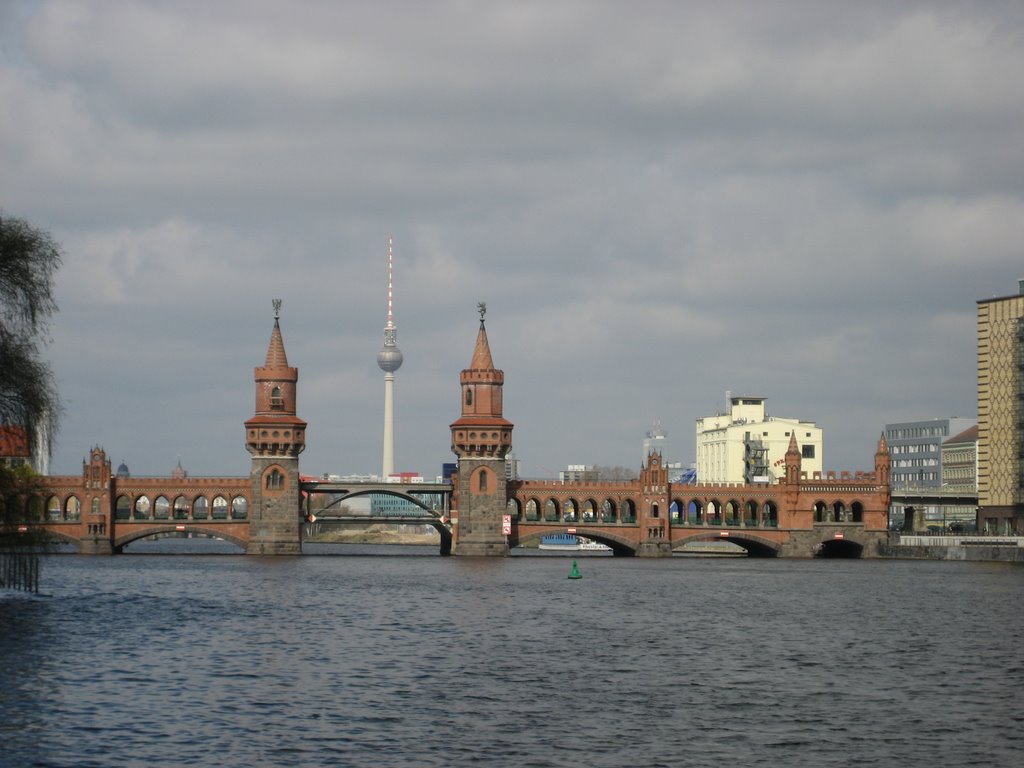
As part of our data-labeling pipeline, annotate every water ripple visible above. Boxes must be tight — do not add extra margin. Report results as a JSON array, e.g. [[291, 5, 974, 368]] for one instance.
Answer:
[[2, 556, 1022, 766]]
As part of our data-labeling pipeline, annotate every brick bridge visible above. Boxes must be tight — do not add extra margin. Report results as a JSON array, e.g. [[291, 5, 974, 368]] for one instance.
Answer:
[[506, 471, 890, 557], [497, 440, 892, 557], [11, 307, 892, 558]]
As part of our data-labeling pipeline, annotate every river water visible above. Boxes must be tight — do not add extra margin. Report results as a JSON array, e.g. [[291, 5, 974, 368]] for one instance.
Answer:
[[1, 544, 1022, 767]]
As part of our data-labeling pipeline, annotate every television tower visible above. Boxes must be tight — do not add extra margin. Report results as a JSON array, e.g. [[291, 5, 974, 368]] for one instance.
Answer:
[[376, 236, 403, 478]]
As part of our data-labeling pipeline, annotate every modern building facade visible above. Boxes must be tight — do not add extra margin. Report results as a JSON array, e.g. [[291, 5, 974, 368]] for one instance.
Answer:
[[696, 396, 822, 484], [560, 465, 598, 483], [941, 425, 979, 528], [883, 417, 976, 491], [977, 280, 1024, 534]]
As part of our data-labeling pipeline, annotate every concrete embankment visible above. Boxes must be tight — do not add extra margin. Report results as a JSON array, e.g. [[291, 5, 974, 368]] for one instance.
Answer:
[[881, 535, 1024, 562]]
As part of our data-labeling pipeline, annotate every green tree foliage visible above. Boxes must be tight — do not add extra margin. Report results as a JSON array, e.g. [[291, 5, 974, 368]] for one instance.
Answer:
[[1, 212, 63, 590], [1, 212, 62, 454]]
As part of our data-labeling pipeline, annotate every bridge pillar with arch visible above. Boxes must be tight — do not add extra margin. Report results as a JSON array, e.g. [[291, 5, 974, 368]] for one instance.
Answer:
[[450, 305, 513, 556], [244, 302, 306, 555]]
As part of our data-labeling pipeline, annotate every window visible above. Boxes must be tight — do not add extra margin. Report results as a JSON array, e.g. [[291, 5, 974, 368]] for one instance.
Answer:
[[266, 469, 284, 490], [478, 470, 488, 492], [802, 445, 815, 459], [465, 389, 473, 406]]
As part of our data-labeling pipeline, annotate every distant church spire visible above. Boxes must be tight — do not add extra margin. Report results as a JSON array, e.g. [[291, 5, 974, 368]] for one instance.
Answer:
[[376, 236, 404, 477]]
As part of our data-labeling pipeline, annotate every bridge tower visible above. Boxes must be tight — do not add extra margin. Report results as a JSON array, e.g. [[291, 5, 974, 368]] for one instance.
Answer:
[[449, 304, 513, 556], [637, 451, 673, 556], [244, 300, 306, 554]]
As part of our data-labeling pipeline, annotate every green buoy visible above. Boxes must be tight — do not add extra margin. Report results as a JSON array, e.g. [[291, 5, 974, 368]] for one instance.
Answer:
[[568, 560, 582, 579]]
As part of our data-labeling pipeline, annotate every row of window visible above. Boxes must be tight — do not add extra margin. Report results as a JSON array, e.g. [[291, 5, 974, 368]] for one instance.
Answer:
[[890, 444, 940, 454], [887, 426, 949, 439], [893, 458, 939, 468], [113, 494, 249, 521], [893, 471, 940, 484], [37, 494, 249, 522]]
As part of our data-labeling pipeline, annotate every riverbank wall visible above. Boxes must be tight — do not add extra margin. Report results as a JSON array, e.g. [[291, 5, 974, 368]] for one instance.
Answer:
[[881, 534, 1024, 562]]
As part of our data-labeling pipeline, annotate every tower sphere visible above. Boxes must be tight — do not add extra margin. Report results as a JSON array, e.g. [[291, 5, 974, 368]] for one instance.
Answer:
[[377, 345, 404, 372]]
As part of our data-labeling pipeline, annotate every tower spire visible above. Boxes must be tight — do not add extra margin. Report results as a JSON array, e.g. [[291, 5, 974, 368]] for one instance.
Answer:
[[377, 236, 404, 478]]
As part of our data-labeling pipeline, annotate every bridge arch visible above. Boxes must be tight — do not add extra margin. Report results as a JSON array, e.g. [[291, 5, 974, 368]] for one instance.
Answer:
[[134, 495, 151, 519], [194, 496, 209, 519], [621, 499, 636, 522], [707, 499, 722, 523], [832, 500, 847, 522], [816, 538, 864, 558], [688, 499, 703, 524], [669, 498, 683, 523], [814, 500, 828, 522], [115, 495, 131, 520], [173, 495, 188, 520], [515, 528, 636, 556], [725, 499, 740, 525], [65, 495, 80, 520], [582, 498, 598, 522], [544, 498, 559, 522], [212, 495, 228, 519], [154, 495, 170, 519], [525, 498, 540, 521], [672, 531, 780, 557], [114, 525, 248, 552], [744, 500, 757, 525], [851, 501, 864, 523], [601, 499, 616, 522], [23, 494, 42, 520], [507, 497, 521, 520], [564, 499, 577, 522], [309, 486, 447, 520]]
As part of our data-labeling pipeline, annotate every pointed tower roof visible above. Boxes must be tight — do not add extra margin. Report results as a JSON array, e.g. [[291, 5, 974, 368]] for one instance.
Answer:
[[470, 323, 495, 370], [787, 431, 800, 455], [876, 432, 889, 454], [469, 301, 495, 370], [265, 317, 289, 368]]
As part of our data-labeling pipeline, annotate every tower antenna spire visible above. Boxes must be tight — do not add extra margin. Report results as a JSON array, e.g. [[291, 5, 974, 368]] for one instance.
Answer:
[[386, 236, 395, 330]]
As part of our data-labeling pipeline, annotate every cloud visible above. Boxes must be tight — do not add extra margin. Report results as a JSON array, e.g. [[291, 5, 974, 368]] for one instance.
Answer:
[[1, 0, 1019, 478]]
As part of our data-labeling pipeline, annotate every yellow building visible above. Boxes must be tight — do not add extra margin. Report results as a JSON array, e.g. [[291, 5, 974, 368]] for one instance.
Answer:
[[696, 396, 823, 484], [976, 280, 1024, 534]]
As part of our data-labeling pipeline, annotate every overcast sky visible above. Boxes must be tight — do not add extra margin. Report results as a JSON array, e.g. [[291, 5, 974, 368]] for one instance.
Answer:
[[2, 0, 1022, 480]]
